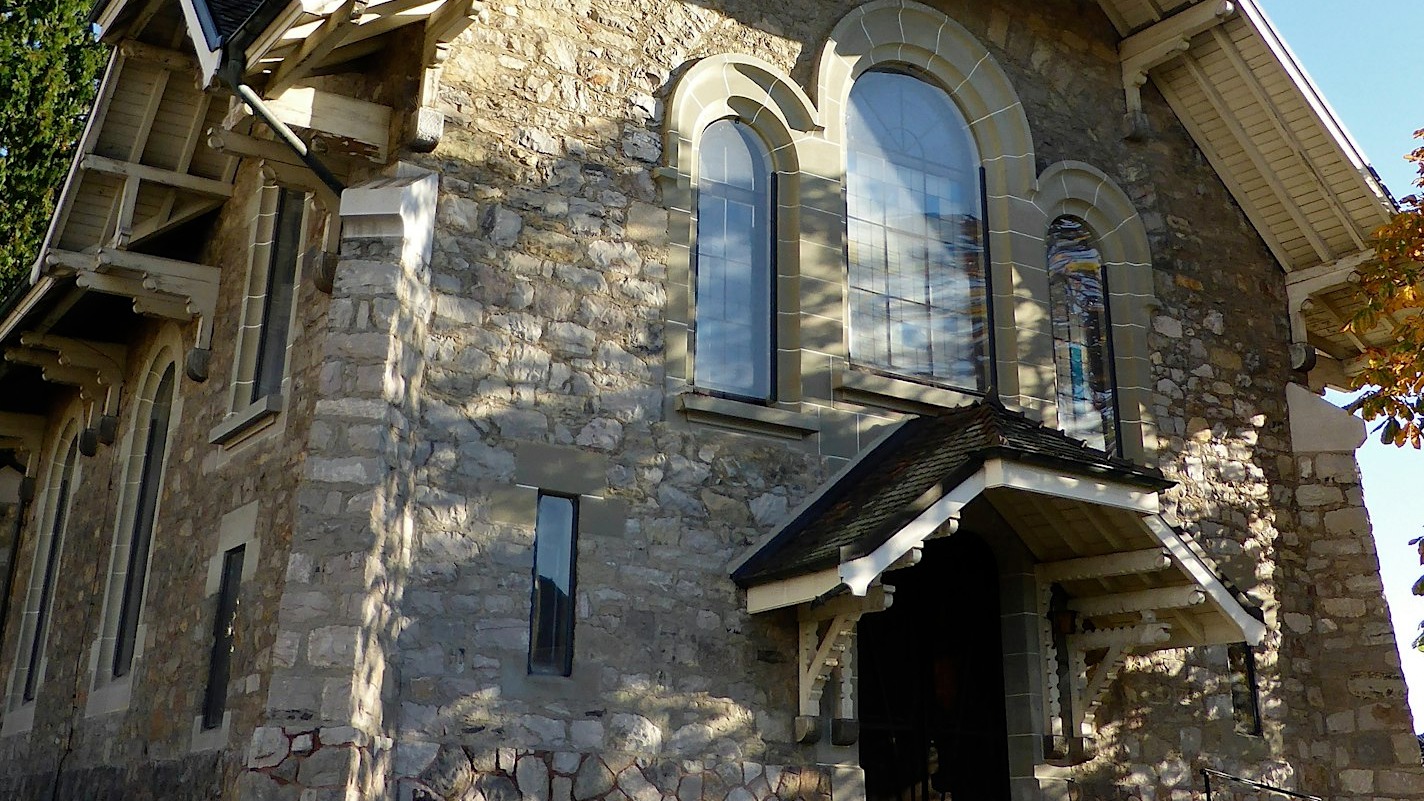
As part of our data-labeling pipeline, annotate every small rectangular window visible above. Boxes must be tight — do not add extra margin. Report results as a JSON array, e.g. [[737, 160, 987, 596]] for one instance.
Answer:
[[251, 188, 304, 402], [202, 545, 246, 729], [1228, 642, 1262, 735], [529, 494, 577, 676]]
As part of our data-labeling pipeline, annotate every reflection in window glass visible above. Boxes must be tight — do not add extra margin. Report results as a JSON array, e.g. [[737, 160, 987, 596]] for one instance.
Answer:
[[530, 494, 577, 676], [1047, 216, 1117, 452], [695, 120, 773, 400], [846, 70, 989, 390]]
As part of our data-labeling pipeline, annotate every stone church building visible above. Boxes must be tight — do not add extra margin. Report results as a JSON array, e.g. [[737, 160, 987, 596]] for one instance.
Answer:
[[0, 0, 1419, 798]]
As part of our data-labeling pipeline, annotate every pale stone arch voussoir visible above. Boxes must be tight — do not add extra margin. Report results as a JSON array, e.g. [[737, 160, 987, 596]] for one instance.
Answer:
[[663, 53, 821, 404], [665, 52, 821, 183], [1032, 161, 1158, 464], [814, 0, 1036, 198]]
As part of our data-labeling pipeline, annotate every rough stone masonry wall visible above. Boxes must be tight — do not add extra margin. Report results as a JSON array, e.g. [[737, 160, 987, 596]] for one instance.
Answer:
[[0, 161, 330, 799], [288, 2, 1424, 801], [239, 178, 439, 800], [1282, 447, 1421, 797]]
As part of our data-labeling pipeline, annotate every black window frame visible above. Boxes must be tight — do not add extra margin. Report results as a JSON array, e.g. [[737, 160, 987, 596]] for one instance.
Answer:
[[528, 493, 578, 677], [251, 188, 305, 403], [202, 544, 246, 729], [843, 67, 993, 393], [22, 436, 79, 702], [112, 364, 177, 679], [692, 118, 777, 404]]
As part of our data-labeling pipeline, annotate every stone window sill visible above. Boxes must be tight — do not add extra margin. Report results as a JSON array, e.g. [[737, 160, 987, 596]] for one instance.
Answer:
[[190, 711, 231, 752], [677, 393, 819, 440], [209, 394, 284, 447], [835, 367, 980, 414], [0, 702, 35, 737], [85, 676, 133, 718]]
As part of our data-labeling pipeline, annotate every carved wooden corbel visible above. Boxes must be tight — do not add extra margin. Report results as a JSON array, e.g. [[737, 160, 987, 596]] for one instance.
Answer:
[[794, 585, 894, 744]]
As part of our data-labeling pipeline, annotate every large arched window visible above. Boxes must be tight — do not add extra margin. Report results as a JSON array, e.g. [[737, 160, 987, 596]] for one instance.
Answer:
[[694, 119, 774, 400], [1047, 216, 1117, 452], [846, 70, 989, 391]]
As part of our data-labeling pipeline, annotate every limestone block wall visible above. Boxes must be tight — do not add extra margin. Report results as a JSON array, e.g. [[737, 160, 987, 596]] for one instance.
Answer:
[[1279, 392, 1421, 798], [332, 0, 1424, 800], [238, 171, 440, 800]]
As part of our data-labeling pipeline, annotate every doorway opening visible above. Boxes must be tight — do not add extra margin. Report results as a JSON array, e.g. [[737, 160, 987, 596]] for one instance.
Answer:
[[859, 531, 1012, 801]]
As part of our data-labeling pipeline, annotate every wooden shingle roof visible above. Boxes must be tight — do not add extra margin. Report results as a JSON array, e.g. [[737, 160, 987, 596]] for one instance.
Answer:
[[732, 400, 1171, 586]]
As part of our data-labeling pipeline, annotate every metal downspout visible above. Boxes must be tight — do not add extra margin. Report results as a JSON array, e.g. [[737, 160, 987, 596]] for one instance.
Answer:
[[216, 62, 347, 196]]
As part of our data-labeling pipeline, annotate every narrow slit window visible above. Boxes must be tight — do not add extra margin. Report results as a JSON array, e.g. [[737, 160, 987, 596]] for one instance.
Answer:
[[20, 436, 79, 703], [1228, 642, 1263, 735], [1047, 216, 1118, 452], [694, 119, 773, 400], [113, 364, 177, 678], [846, 70, 990, 390], [529, 494, 577, 676], [252, 188, 304, 402], [202, 545, 246, 729]]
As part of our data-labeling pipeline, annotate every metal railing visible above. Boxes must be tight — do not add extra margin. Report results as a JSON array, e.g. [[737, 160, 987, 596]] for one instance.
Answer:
[[1202, 769, 1322, 801]]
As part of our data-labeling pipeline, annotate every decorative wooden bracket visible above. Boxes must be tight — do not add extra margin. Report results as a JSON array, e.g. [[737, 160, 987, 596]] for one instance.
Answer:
[[1042, 579, 1175, 762], [15, 333, 127, 451], [1118, 1, 1236, 137], [794, 585, 893, 744], [46, 247, 220, 382], [1066, 621, 1171, 735]]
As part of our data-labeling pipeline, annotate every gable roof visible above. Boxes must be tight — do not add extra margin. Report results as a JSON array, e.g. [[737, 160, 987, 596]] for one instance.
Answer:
[[190, 0, 283, 50], [1095, 0, 1400, 377], [732, 400, 1172, 587]]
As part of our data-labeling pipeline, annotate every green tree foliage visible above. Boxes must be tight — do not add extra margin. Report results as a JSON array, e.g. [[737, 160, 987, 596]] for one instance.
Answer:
[[0, 2, 105, 296]]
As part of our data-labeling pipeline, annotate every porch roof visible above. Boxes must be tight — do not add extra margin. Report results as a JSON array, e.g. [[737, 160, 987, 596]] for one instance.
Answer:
[[731, 400, 1265, 650]]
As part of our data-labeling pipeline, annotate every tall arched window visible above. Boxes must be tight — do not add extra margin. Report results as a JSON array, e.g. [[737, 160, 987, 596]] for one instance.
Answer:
[[846, 70, 989, 391], [10, 432, 78, 707], [694, 119, 773, 400], [1047, 216, 1117, 452], [112, 363, 177, 678]]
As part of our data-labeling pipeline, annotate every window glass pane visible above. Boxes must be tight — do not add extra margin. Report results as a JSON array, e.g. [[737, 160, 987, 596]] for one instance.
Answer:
[[1228, 642, 1263, 736], [694, 120, 773, 400], [114, 364, 176, 678], [530, 494, 577, 676], [22, 437, 78, 702], [203, 545, 246, 729], [846, 71, 989, 389], [253, 189, 304, 402], [1048, 216, 1117, 452]]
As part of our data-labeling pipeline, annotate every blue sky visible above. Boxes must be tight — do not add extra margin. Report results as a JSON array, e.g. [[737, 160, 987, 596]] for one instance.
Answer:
[[1255, 0, 1424, 730]]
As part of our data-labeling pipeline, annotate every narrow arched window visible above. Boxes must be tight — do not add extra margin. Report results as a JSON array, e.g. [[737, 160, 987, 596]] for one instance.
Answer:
[[14, 433, 78, 705], [846, 70, 989, 391], [695, 119, 773, 401], [113, 363, 177, 678], [1048, 216, 1117, 452]]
